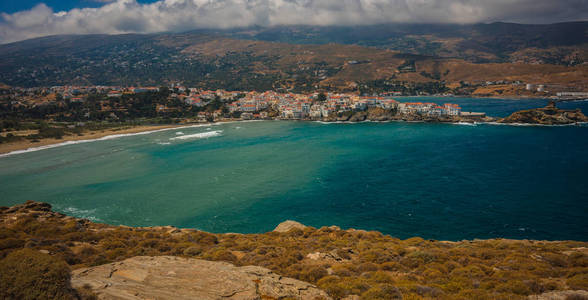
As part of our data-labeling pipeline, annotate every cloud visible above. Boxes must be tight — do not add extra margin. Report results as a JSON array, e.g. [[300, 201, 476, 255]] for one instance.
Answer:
[[0, 0, 586, 43]]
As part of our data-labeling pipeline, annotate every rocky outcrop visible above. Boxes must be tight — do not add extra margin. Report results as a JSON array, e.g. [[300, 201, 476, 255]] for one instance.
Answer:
[[71, 256, 331, 300], [320, 107, 496, 123], [499, 102, 588, 125], [348, 111, 367, 122], [273, 220, 307, 232]]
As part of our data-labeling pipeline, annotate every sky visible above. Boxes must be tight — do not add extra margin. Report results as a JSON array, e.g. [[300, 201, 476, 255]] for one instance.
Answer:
[[0, 0, 587, 44]]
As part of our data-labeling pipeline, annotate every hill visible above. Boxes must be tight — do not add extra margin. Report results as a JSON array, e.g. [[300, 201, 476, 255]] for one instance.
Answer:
[[204, 22, 588, 64], [1, 201, 588, 299], [0, 27, 587, 94]]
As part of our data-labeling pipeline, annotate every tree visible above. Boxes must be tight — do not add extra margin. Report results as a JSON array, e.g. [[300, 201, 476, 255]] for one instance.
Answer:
[[317, 93, 327, 102]]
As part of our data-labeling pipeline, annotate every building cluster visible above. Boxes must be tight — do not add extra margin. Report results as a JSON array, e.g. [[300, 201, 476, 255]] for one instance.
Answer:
[[399, 102, 461, 116], [4, 85, 467, 119], [222, 91, 462, 119]]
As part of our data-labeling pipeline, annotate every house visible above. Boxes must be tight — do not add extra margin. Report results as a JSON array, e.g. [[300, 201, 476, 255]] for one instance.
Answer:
[[281, 107, 295, 119], [241, 104, 257, 112], [185, 96, 205, 107], [107, 91, 122, 98], [443, 103, 461, 116], [197, 112, 209, 122]]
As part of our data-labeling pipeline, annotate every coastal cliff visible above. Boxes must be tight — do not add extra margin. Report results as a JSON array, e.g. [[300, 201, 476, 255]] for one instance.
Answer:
[[498, 102, 588, 125], [1, 201, 588, 299]]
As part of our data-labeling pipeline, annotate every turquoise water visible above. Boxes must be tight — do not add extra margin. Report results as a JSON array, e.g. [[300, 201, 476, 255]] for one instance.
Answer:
[[1, 98, 587, 241]]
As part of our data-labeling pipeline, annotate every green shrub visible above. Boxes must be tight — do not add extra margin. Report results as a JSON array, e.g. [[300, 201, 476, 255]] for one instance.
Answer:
[[361, 284, 402, 300], [299, 266, 328, 283], [567, 273, 588, 290], [183, 246, 202, 256], [496, 279, 532, 295], [542, 253, 569, 267], [317, 276, 349, 299], [357, 262, 378, 273], [569, 252, 588, 267], [0, 248, 75, 299], [0, 237, 25, 250], [206, 249, 238, 263]]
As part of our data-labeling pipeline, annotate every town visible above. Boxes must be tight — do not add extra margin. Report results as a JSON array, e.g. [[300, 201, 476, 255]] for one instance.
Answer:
[[0, 85, 490, 124]]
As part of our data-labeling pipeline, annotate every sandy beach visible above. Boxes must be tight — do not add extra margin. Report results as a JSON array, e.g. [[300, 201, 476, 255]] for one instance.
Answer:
[[0, 124, 189, 155]]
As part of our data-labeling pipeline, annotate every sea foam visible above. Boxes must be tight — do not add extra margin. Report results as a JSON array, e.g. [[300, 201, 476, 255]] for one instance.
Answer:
[[0, 123, 221, 158], [453, 122, 477, 126], [169, 130, 222, 140], [62, 207, 102, 222]]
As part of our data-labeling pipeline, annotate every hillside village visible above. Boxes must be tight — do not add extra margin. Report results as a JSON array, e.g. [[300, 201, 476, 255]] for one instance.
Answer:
[[2, 85, 483, 124]]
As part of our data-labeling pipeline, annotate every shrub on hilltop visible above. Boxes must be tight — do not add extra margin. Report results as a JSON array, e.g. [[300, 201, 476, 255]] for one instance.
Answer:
[[0, 248, 75, 299]]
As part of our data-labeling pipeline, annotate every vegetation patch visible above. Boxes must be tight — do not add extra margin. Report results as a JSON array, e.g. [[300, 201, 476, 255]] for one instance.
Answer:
[[0, 201, 587, 299]]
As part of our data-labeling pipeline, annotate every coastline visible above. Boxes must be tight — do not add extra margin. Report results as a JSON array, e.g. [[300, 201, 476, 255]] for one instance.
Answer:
[[2, 117, 586, 158], [0, 119, 263, 157], [0, 123, 197, 157]]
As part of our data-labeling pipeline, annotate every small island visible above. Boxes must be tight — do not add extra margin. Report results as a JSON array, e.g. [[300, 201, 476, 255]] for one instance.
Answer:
[[498, 101, 588, 125]]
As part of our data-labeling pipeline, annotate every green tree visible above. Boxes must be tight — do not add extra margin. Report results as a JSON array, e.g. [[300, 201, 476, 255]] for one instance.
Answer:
[[317, 93, 327, 102]]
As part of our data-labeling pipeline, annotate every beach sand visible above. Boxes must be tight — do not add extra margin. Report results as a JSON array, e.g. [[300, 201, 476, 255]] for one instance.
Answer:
[[0, 124, 188, 155]]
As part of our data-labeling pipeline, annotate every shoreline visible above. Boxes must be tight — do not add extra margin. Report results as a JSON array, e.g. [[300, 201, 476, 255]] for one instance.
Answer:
[[0, 119, 262, 157], [9, 200, 588, 243], [0, 123, 204, 157], [2, 118, 587, 157]]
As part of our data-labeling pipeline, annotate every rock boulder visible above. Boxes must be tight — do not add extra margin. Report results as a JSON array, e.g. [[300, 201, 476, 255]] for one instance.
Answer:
[[273, 220, 307, 233], [71, 256, 331, 300]]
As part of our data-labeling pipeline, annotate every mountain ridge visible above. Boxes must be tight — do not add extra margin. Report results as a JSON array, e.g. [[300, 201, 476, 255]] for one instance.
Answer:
[[0, 23, 586, 93]]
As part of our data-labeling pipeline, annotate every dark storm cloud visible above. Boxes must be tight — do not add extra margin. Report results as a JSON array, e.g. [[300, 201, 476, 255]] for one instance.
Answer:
[[1, 0, 586, 43]]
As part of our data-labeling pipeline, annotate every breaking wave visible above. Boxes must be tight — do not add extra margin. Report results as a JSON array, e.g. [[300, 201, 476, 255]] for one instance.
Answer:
[[169, 130, 223, 140]]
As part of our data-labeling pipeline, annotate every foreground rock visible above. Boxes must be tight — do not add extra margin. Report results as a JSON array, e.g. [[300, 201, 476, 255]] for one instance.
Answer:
[[273, 220, 307, 232], [499, 101, 588, 125], [71, 256, 331, 300], [528, 290, 588, 300]]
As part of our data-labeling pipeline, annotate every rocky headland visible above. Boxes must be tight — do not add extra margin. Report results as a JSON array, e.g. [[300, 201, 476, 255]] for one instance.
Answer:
[[320, 107, 496, 123], [317, 103, 588, 125], [1, 201, 587, 300], [498, 102, 588, 125]]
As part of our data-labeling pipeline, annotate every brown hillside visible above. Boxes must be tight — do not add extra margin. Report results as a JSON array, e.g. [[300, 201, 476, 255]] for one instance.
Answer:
[[179, 37, 588, 91]]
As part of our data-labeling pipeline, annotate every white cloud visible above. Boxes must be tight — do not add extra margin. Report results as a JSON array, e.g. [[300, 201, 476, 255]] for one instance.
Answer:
[[0, 0, 586, 43]]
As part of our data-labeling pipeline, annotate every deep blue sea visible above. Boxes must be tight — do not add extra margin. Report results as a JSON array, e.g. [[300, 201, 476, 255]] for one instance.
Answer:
[[1, 97, 587, 241]]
